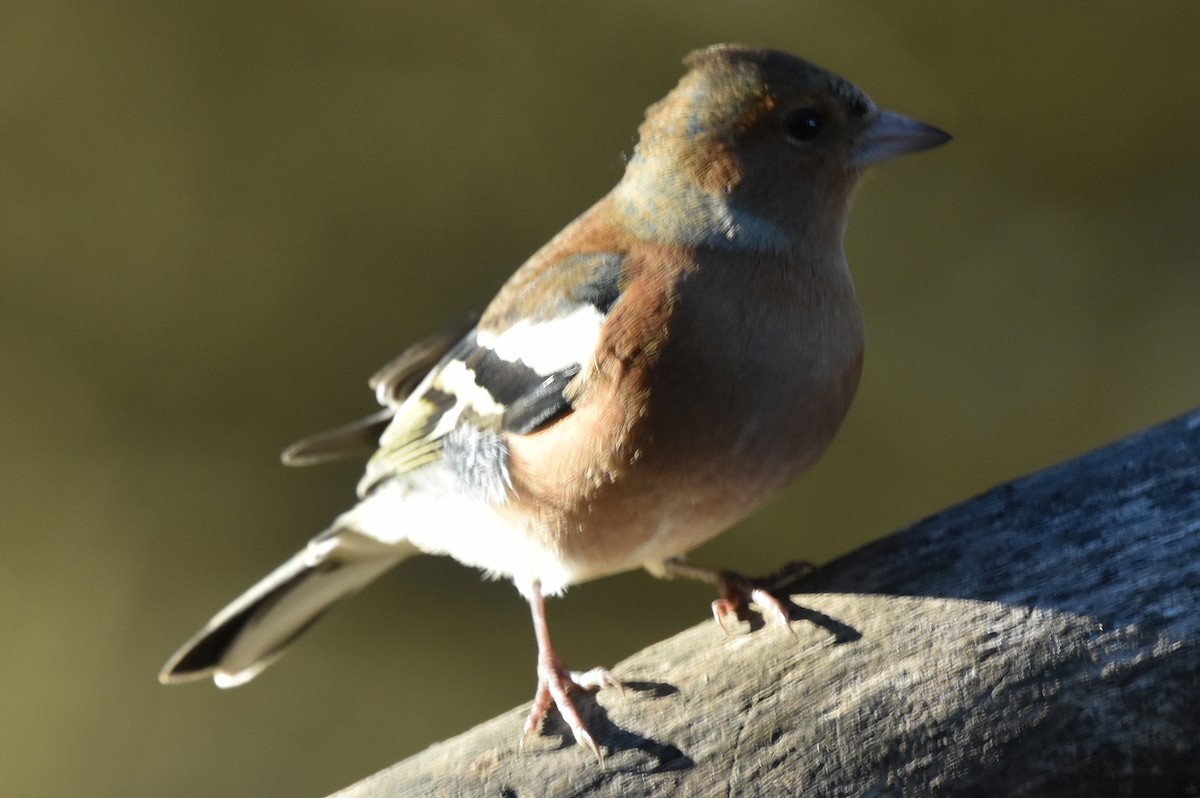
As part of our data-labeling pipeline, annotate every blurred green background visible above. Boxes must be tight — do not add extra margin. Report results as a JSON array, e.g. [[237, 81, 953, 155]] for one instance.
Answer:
[[3, 1, 1198, 795]]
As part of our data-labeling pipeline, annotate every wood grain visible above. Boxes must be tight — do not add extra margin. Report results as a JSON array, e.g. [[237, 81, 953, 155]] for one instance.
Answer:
[[334, 409, 1200, 797]]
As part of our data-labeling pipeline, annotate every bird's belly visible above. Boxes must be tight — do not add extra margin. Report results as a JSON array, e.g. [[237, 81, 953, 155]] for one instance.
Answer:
[[529, 350, 861, 582]]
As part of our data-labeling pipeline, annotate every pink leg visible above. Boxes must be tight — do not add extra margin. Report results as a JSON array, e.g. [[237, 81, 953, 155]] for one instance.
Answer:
[[521, 583, 621, 762]]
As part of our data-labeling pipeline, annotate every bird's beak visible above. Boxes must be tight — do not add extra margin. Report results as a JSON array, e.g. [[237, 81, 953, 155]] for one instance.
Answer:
[[851, 109, 952, 169]]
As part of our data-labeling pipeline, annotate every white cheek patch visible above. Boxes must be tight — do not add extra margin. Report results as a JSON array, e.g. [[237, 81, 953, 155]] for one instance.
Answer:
[[477, 305, 605, 376]]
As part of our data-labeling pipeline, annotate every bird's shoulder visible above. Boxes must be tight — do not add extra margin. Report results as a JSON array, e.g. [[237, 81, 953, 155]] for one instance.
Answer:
[[358, 202, 687, 497]]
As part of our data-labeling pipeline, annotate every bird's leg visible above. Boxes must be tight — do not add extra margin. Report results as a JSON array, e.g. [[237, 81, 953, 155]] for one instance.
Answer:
[[661, 557, 815, 635], [521, 583, 621, 762]]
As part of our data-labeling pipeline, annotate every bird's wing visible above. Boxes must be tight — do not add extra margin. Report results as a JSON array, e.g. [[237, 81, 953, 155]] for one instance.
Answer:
[[280, 314, 479, 467], [368, 312, 482, 405], [358, 251, 624, 497]]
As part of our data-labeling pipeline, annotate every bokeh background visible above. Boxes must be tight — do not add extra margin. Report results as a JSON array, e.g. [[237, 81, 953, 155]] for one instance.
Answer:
[[4, 2, 1198, 795]]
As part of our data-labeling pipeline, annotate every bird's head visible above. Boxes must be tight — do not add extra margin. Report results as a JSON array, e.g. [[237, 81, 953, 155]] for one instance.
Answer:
[[612, 44, 950, 254]]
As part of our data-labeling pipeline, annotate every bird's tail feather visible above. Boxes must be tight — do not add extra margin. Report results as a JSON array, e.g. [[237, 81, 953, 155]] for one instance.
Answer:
[[159, 526, 415, 688]]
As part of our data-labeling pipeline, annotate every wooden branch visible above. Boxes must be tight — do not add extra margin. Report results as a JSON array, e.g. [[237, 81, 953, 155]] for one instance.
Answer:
[[333, 410, 1200, 797]]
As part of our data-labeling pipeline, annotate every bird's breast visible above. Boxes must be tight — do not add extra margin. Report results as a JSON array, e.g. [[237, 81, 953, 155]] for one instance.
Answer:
[[503, 248, 864, 581], [643, 251, 864, 496]]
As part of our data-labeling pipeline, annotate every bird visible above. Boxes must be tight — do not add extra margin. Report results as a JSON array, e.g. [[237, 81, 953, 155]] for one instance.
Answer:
[[159, 43, 950, 760]]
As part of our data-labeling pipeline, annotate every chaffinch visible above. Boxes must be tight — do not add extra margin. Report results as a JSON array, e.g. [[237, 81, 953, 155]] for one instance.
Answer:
[[160, 44, 950, 759]]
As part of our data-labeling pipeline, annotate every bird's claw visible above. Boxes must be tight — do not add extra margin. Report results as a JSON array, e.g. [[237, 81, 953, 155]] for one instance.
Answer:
[[521, 655, 621, 763], [713, 573, 797, 637]]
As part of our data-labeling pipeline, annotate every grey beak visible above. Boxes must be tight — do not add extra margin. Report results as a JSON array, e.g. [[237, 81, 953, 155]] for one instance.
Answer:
[[852, 109, 952, 169]]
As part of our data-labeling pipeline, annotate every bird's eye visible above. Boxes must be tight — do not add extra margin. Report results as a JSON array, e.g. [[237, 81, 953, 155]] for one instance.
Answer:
[[783, 107, 823, 142]]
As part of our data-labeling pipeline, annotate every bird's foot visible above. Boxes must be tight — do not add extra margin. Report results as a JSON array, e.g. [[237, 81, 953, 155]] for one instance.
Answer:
[[521, 650, 622, 763], [712, 560, 817, 635]]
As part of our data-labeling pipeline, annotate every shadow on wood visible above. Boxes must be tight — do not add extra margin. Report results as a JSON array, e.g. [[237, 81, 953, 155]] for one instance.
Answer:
[[334, 409, 1200, 797]]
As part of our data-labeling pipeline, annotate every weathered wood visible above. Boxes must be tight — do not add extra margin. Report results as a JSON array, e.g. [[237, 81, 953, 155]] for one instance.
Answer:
[[334, 409, 1200, 797]]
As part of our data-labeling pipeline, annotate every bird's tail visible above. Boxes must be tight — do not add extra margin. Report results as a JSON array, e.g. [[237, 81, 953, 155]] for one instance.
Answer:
[[159, 523, 416, 688]]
